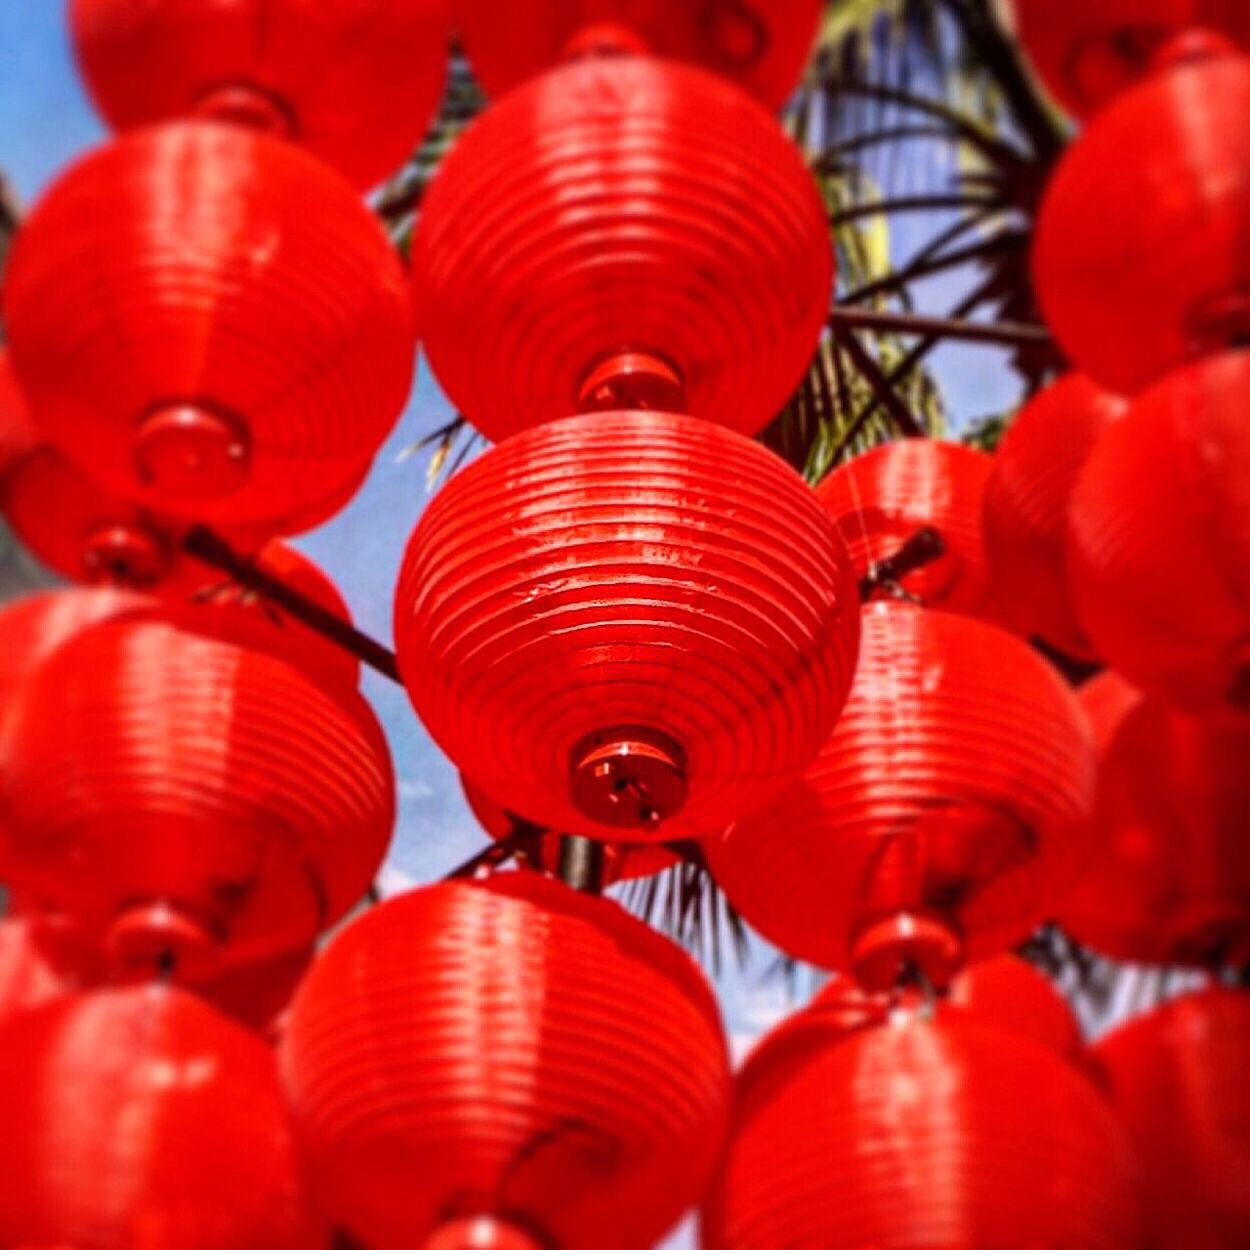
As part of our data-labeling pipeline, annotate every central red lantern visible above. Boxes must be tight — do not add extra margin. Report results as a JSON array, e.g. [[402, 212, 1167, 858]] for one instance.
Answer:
[[1057, 672, 1250, 967], [281, 874, 732, 1250], [412, 56, 832, 442], [70, 0, 449, 189], [452, 0, 823, 107], [1066, 351, 1250, 713], [983, 372, 1127, 659], [706, 602, 1095, 989], [1096, 988, 1250, 1250], [703, 1008, 1143, 1250], [815, 439, 995, 615], [0, 985, 319, 1249], [1033, 43, 1250, 391], [1013, 0, 1250, 115], [0, 607, 394, 982], [394, 409, 861, 841], [4, 121, 414, 528]]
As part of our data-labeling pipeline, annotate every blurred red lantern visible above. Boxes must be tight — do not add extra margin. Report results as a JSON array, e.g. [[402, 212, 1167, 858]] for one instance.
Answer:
[[0, 984, 319, 1249], [983, 373, 1127, 659], [70, 0, 449, 189], [1034, 43, 1250, 391], [453, 0, 822, 107], [706, 602, 1094, 989], [395, 410, 860, 842], [4, 122, 414, 528], [0, 349, 38, 475], [1067, 351, 1250, 712], [815, 439, 994, 614], [1013, 0, 1250, 116], [704, 1008, 1143, 1250], [0, 914, 96, 1020], [1057, 671, 1250, 966], [1097, 987, 1250, 1250], [461, 777, 678, 884], [0, 608, 393, 983], [281, 873, 732, 1250], [413, 56, 831, 442]]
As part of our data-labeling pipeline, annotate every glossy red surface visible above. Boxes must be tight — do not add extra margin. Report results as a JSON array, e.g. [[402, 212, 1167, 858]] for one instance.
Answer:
[[4, 121, 414, 527], [0, 985, 319, 1249], [983, 373, 1127, 659], [816, 439, 994, 614], [704, 1009, 1143, 1249], [461, 777, 679, 883], [1034, 49, 1250, 391], [281, 874, 732, 1250], [1067, 351, 1250, 712], [706, 602, 1095, 986], [0, 609, 394, 980], [395, 410, 860, 841], [1014, 0, 1250, 115], [0, 915, 97, 1021], [1058, 673, 1250, 966], [1096, 988, 1250, 1250], [70, 0, 449, 189], [453, 0, 823, 106], [413, 57, 831, 442]]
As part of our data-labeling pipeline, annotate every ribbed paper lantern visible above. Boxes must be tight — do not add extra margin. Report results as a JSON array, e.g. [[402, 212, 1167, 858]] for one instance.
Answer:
[[1057, 672, 1250, 966], [0, 587, 140, 721], [4, 121, 414, 527], [0, 609, 393, 982], [0, 915, 94, 1020], [413, 57, 831, 442], [1034, 45, 1250, 391], [453, 0, 822, 107], [983, 373, 1126, 659], [395, 410, 860, 841], [706, 602, 1095, 989], [0, 985, 318, 1249], [1067, 351, 1250, 712], [461, 777, 678, 884], [70, 0, 448, 189], [1097, 988, 1250, 1250], [815, 439, 994, 614], [1014, 0, 1250, 116], [704, 1008, 1143, 1250], [281, 874, 732, 1250]]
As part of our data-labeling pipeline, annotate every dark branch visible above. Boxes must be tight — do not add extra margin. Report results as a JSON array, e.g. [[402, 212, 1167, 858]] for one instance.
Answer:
[[829, 305, 1053, 349]]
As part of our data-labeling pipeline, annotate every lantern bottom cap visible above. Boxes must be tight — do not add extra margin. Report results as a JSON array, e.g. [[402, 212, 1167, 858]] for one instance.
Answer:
[[424, 1214, 548, 1250], [82, 522, 170, 588], [105, 901, 219, 983], [568, 725, 688, 833], [132, 401, 251, 501], [850, 909, 964, 993]]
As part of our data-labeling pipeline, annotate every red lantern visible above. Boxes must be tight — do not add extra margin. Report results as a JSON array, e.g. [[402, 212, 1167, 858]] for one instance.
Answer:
[[1096, 988, 1250, 1250], [0, 349, 38, 476], [461, 777, 678, 884], [0, 587, 141, 721], [0, 984, 319, 1249], [413, 56, 831, 442], [395, 410, 861, 842], [0, 607, 394, 982], [706, 602, 1095, 989], [1057, 671, 1250, 966], [1013, 0, 1250, 116], [69, 0, 449, 190], [4, 122, 414, 527], [1067, 351, 1250, 712], [452, 0, 823, 107], [815, 439, 995, 615], [1033, 44, 1250, 391], [704, 1008, 1144, 1250], [0, 915, 96, 1020], [983, 373, 1127, 659], [281, 874, 732, 1250]]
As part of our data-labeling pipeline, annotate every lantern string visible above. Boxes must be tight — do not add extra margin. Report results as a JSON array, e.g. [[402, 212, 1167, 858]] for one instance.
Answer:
[[181, 525, 402, 683]]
